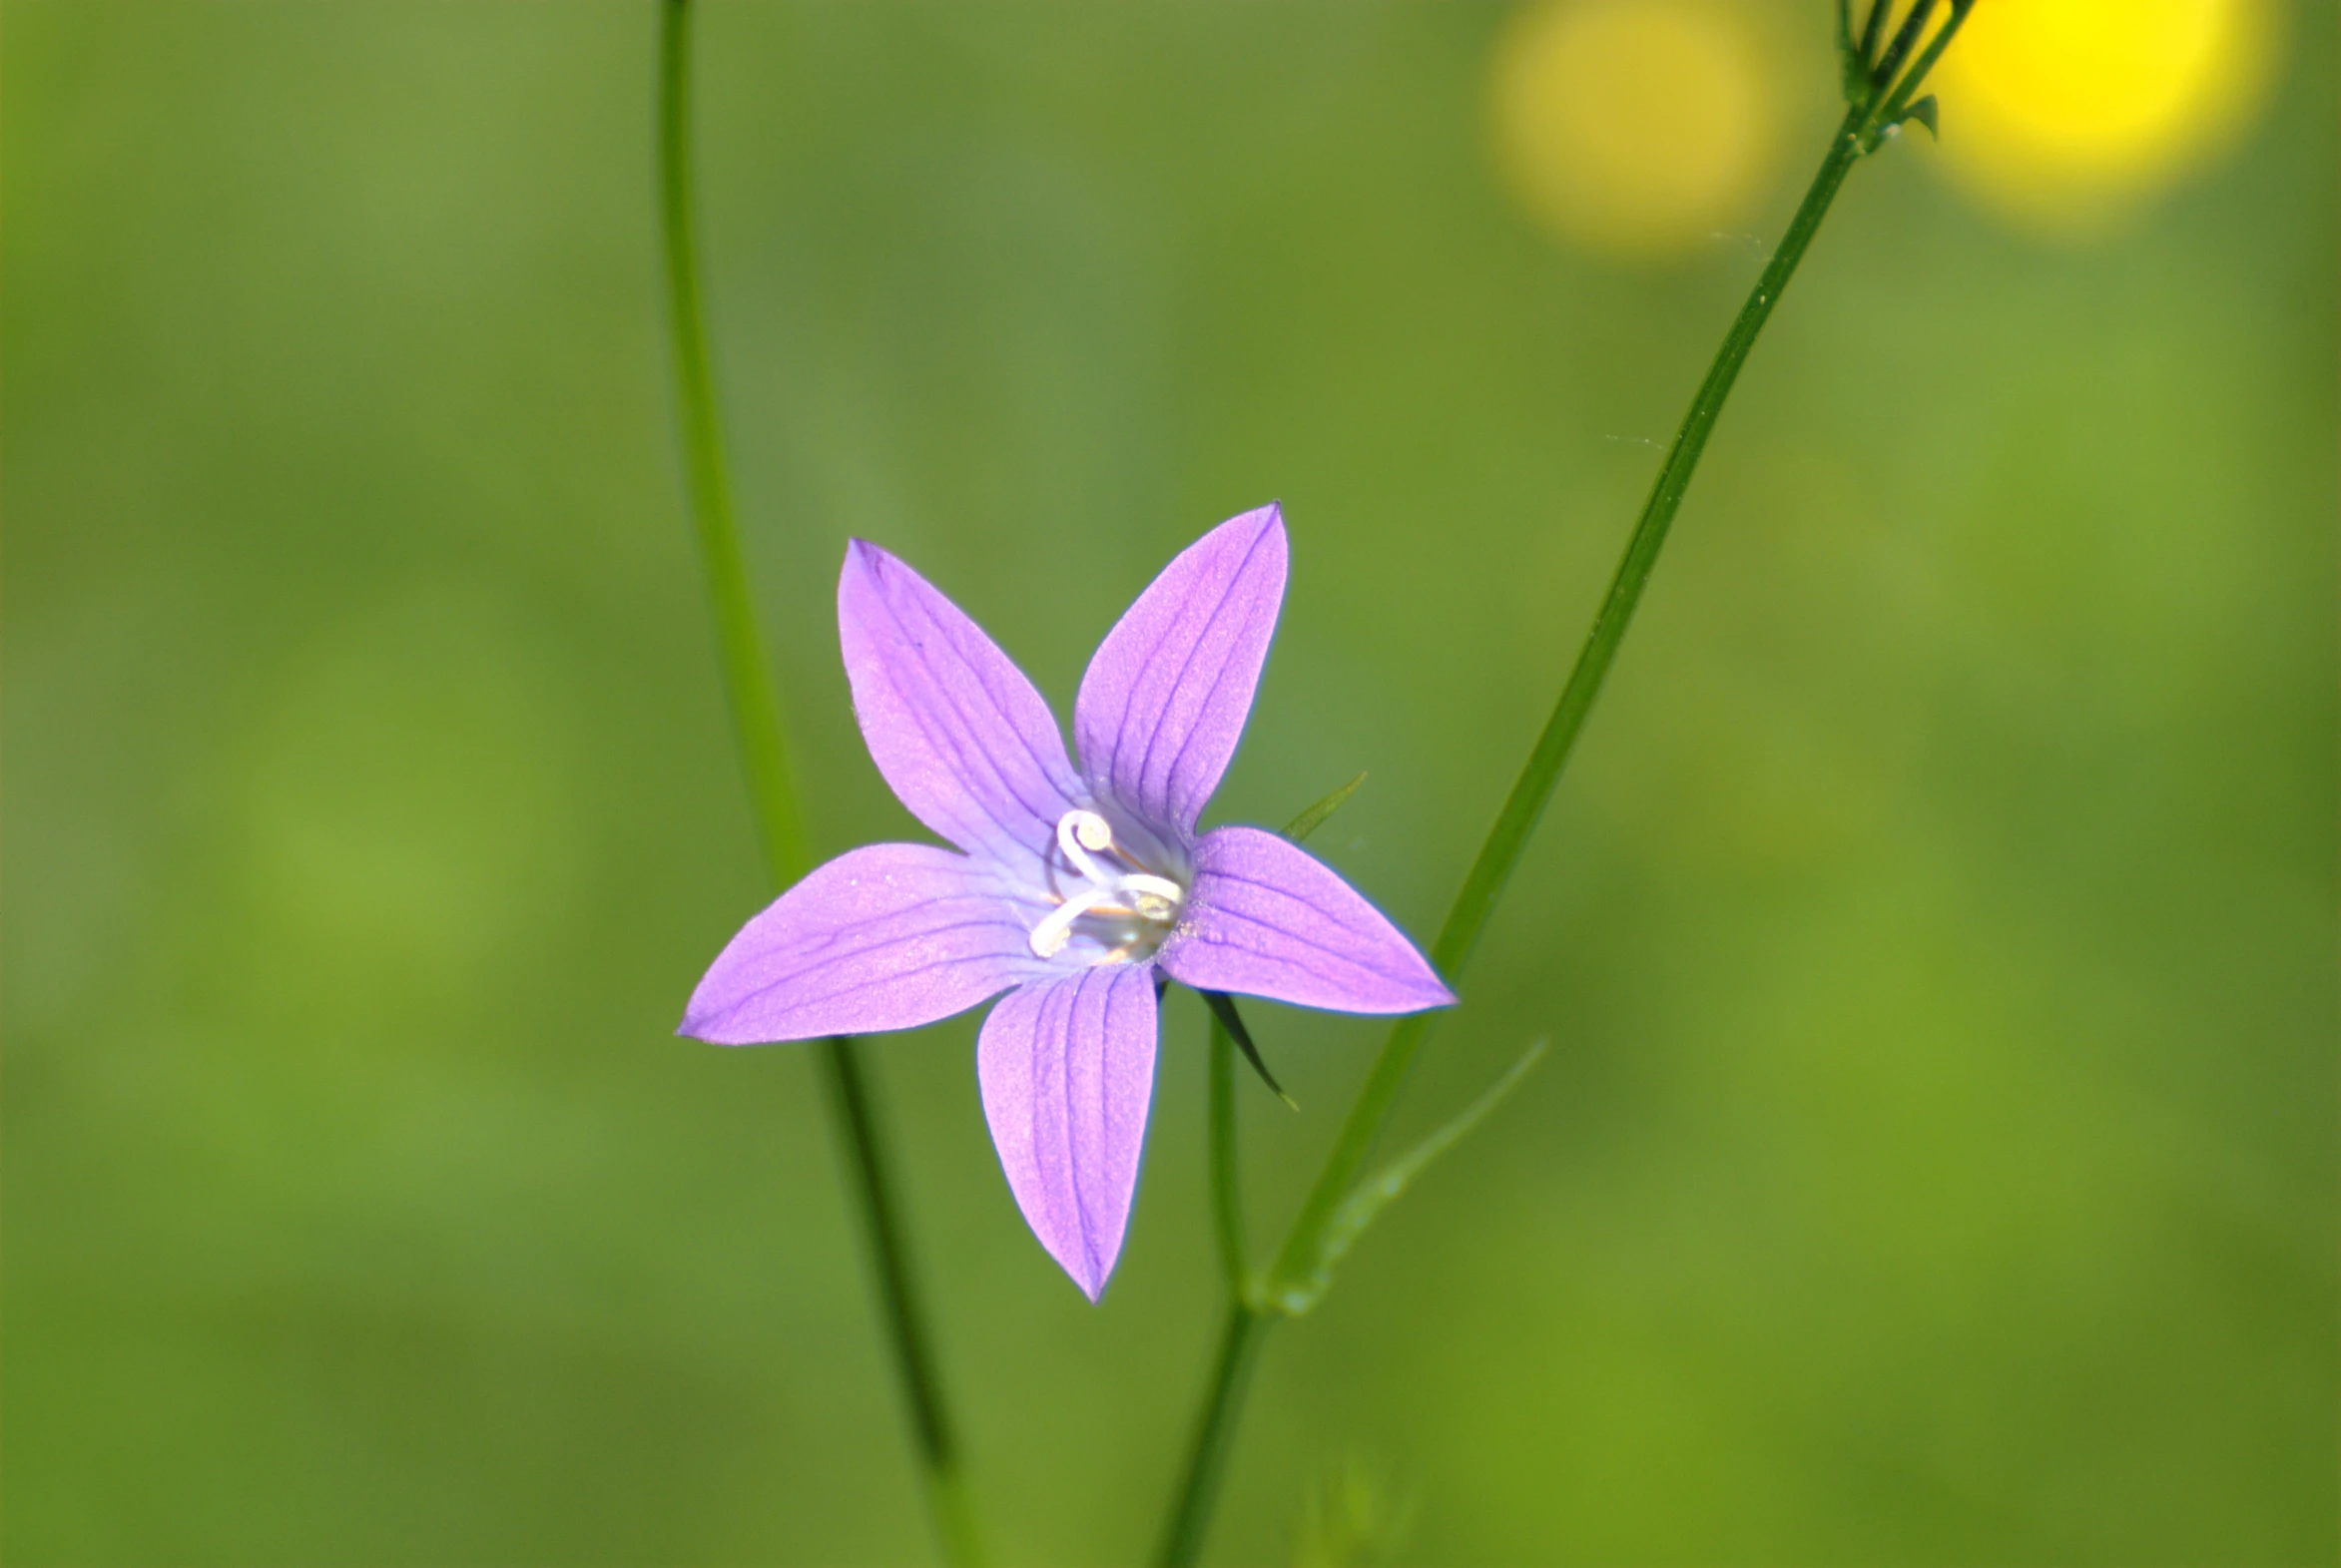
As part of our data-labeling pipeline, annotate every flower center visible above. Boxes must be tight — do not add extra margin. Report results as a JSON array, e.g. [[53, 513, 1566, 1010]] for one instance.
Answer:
[[1027, 808, 1187, 963]]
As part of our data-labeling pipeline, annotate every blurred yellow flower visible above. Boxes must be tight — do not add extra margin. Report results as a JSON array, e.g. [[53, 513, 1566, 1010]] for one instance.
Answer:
[[1490, 0, 1785, 261], [1930, 0, 2282, 233]]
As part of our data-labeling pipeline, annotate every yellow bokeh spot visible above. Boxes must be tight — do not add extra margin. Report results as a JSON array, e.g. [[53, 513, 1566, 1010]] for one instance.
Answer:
[[1930, 0, 2281, 233], [1491, 0, 1784, 261]]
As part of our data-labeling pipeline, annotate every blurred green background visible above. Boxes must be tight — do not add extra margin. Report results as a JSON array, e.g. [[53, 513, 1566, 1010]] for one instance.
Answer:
[[5, 3, 2333, 1563]]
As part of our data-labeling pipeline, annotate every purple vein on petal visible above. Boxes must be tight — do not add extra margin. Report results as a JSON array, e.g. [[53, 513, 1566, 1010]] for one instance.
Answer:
[[842, 541, 1079, 859], [1180, 868, 1413, 967], [1134, 520, 1279, 827], [1077, 505, 1286, 832], [857, 575, 1052, 844], [682, 843, 1040, 1044], [725, 926, 1030, 1017], [977, 963, 1158, 1299], [1159, 826, 1453, 1015], [884, 559, 1081, 830], [1054, 976, 1097, 1284]]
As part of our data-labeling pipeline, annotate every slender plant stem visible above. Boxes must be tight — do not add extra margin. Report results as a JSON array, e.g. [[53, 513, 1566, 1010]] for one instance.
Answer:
[[1154, 1301, 1268, 1568], [1872, 0, 1941, 96], [657, 0, 803, 884], [1156, 18, 1979, 1535], [816, 1036, 989, 1566], [656, 5, 984, 1564], [1207, 1018, 1249, 1300], [1160, 1021, 1263, 1567], [1264, 103, 1870, 1301], [1879, 2, 1973, 130]]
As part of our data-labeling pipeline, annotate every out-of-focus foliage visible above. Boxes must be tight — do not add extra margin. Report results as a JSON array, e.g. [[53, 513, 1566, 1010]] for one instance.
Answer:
[[4, 3, 2331, 1564], [1491, 0, 1790, 260], [1933, 0, 2282, 231]]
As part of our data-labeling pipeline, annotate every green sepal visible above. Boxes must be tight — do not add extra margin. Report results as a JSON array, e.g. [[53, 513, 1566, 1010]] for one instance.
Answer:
[[1266, 1038, 1547, 1315], [1281, 771, 1366, 844], [1200, 989, 1298, 1110], [1835, 0, 1870, 104]]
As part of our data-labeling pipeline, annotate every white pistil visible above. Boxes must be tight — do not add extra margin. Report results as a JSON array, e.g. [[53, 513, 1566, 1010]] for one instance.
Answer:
[[1056, 810, 1116, 884], [1027, 885, 1115, 959], [1028, 808, 1188, 961]]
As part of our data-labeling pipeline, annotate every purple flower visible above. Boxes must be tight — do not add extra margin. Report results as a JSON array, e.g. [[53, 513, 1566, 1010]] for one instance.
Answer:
[[681, 505, 1453, 1299]]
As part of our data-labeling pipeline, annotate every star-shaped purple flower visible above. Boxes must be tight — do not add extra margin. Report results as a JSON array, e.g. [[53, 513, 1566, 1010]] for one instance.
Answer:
[[681, 505, 1453, 1299]]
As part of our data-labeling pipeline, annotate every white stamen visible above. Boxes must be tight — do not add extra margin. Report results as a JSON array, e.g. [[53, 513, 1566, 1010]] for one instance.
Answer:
[[1117, 873, 1186, 918], [1056, 810, 1115, 885], [1028, 885, 1114, 958], [1028, 808, 1190, 961]]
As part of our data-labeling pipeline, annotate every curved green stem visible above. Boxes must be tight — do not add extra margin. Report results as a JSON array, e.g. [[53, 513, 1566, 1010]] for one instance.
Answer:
[[657, 0, 804, 884], [1154, 1, 1976, 1538], [656, 5, 984, 1563], [1207, 1017, 1249, 1301], [1264, 104, 1870, 1300], [1157, 1018, 1266, 1567], [1154, 1301, 1267, 1568], [1263, 0, 1975, 1322]]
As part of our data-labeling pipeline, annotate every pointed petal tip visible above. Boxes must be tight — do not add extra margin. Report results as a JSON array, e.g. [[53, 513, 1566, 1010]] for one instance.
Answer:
[[1389, 961, 1457, 1015], [677, 991, 776, 1044], [674, 998, 764, 1046], [1226, 499, 1286, 547], [1038, 1219, 1120, 1303], [834, 538, 1082, 858], [682, 843, 1034, 1044], [1074, 504, 1291, 830], [977, 967, 1156, 1308], [1163, 826, 1455, 1016], [838, 535, 884, 585], [839, 537, 914, 599], [1418, 964, 1459, 1008], [676, 996, 724, 1043]]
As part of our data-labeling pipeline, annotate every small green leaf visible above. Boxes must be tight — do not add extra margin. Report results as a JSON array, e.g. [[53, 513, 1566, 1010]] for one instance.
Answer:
[[1268, 1038, 1547, 1315], [1201, 990, 1298, 1110], [1901, 94, 1940, 139], [1281, 771, 1366, 844], [1292, 1458, 1416, 1568]]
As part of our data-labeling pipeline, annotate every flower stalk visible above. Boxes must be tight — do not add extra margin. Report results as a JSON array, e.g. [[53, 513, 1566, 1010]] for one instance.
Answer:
[[1153, 5, 1975, 1561], [654, 4, 984, 1563], [1159, 1016, 1267, 1567], [1207, 1016, 1252, 1302]]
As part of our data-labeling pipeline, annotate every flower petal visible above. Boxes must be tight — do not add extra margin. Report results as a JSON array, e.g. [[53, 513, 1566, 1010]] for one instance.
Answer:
[[1158, 826, 1455, 1015], [1073, 505, 1287, 834], [976, 964, 1159, 1300], [840, 539, 1083, 862], [681, 843, 1042, 1044]]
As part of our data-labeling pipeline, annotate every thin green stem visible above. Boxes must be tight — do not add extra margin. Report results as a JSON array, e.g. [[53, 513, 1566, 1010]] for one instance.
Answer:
[[1266, 97, 1872, 1304], [1855, 0, 1890, 68], [1154, 46, 1984, 1547], [1207, 1017, 1249, 1301], [1153, 1301, 1268, 1568], [657, 0, 804, 883], [1878, 0, 1974, 130], [1871, 0, 1940, 97], [656, 6, 983, 1564], [818, 1037, 990, 1568]]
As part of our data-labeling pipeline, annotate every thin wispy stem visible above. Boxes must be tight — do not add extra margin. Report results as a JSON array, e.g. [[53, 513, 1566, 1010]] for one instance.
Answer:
[[1153, 7, 1974, 1560], [655, 5, 985, 1563]]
